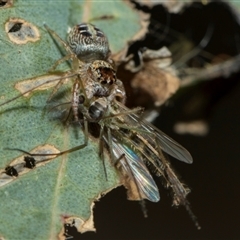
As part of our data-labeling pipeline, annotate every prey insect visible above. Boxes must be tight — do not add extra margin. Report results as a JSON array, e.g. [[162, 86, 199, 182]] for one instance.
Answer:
[[0, 22, 200, 228], [84, 97, 199, 227]]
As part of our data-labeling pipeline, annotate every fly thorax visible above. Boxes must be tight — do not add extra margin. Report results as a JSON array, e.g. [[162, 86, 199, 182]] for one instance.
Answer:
[[67, 23, 110, 62], [83, 80, 110, 101], [92, 83, 110, 97], [105, 79, 126, 103], [88, 98, 108, 121]]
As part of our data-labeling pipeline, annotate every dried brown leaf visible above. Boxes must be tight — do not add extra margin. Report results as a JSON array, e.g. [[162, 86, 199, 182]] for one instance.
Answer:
[[125, 47, 180, 107]]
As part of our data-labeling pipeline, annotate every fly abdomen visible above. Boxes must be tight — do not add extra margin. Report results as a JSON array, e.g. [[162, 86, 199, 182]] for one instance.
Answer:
[[88, 98, 108, 121]]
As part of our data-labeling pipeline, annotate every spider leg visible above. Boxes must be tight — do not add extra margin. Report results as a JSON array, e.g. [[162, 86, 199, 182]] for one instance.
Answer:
[[48, 54, 75, 72], [44, 23, 73, 54], [44, 24, 80, 72], [0, 73, 77, 107]]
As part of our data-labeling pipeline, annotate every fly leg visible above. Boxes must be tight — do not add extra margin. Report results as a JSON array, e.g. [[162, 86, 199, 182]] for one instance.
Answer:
[[98, 125, 108, 180], [5, 117, 90, 158], [155, 137, 201, 229]]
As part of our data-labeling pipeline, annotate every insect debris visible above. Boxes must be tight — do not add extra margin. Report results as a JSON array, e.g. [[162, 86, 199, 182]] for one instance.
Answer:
[[0, 22, 200, 228], [24, 156, 36, 169], [4, 166, 18, 177]]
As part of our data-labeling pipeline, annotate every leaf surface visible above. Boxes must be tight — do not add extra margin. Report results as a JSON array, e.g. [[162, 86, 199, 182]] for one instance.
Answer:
[[0, 1, 142, 239]]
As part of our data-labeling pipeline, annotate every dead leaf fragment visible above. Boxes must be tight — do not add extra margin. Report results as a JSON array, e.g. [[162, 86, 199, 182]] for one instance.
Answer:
[[59, 215, 95, 240], [125, 47, 180, 107], [112, 1, 149, 64], [174, 120, 209, 136], [131, 65, 179, 106], [161, 0, 192, 13], [15, 74, 69, 97], [133, 0, 209, 13]]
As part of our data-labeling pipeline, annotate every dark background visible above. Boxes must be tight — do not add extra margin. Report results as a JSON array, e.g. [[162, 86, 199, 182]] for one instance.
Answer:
[[69, 1, 240, 239]]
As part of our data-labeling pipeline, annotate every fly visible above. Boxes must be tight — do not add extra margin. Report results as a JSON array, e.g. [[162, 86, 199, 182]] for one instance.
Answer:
[[84, 96, 200, 228]]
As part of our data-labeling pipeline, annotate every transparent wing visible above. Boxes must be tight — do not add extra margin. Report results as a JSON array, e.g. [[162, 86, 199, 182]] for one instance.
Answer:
[[113, 101, 193, 164], [112, 137, 160, 202]]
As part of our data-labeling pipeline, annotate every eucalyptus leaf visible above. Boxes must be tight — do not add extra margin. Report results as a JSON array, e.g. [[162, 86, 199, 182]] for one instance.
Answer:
[[0, 1, 142, 239]]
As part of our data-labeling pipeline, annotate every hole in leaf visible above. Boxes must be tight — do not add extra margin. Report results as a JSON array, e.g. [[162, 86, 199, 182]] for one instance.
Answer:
[[5, 18, 40, 44], [8, 22, 23, 33], [0, 0, 13, 8]]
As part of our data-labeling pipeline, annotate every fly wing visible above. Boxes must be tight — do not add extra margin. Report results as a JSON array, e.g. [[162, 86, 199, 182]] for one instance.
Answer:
[[140, 122, 193, 164], [113, 101, 193, 164], [112, 138, 160, 202]]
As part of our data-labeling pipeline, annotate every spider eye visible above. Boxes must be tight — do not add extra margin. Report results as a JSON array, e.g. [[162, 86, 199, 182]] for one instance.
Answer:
[[80, 31, 92, 37], [77, 24, 88, 31], [94, 27, 104, 37]]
